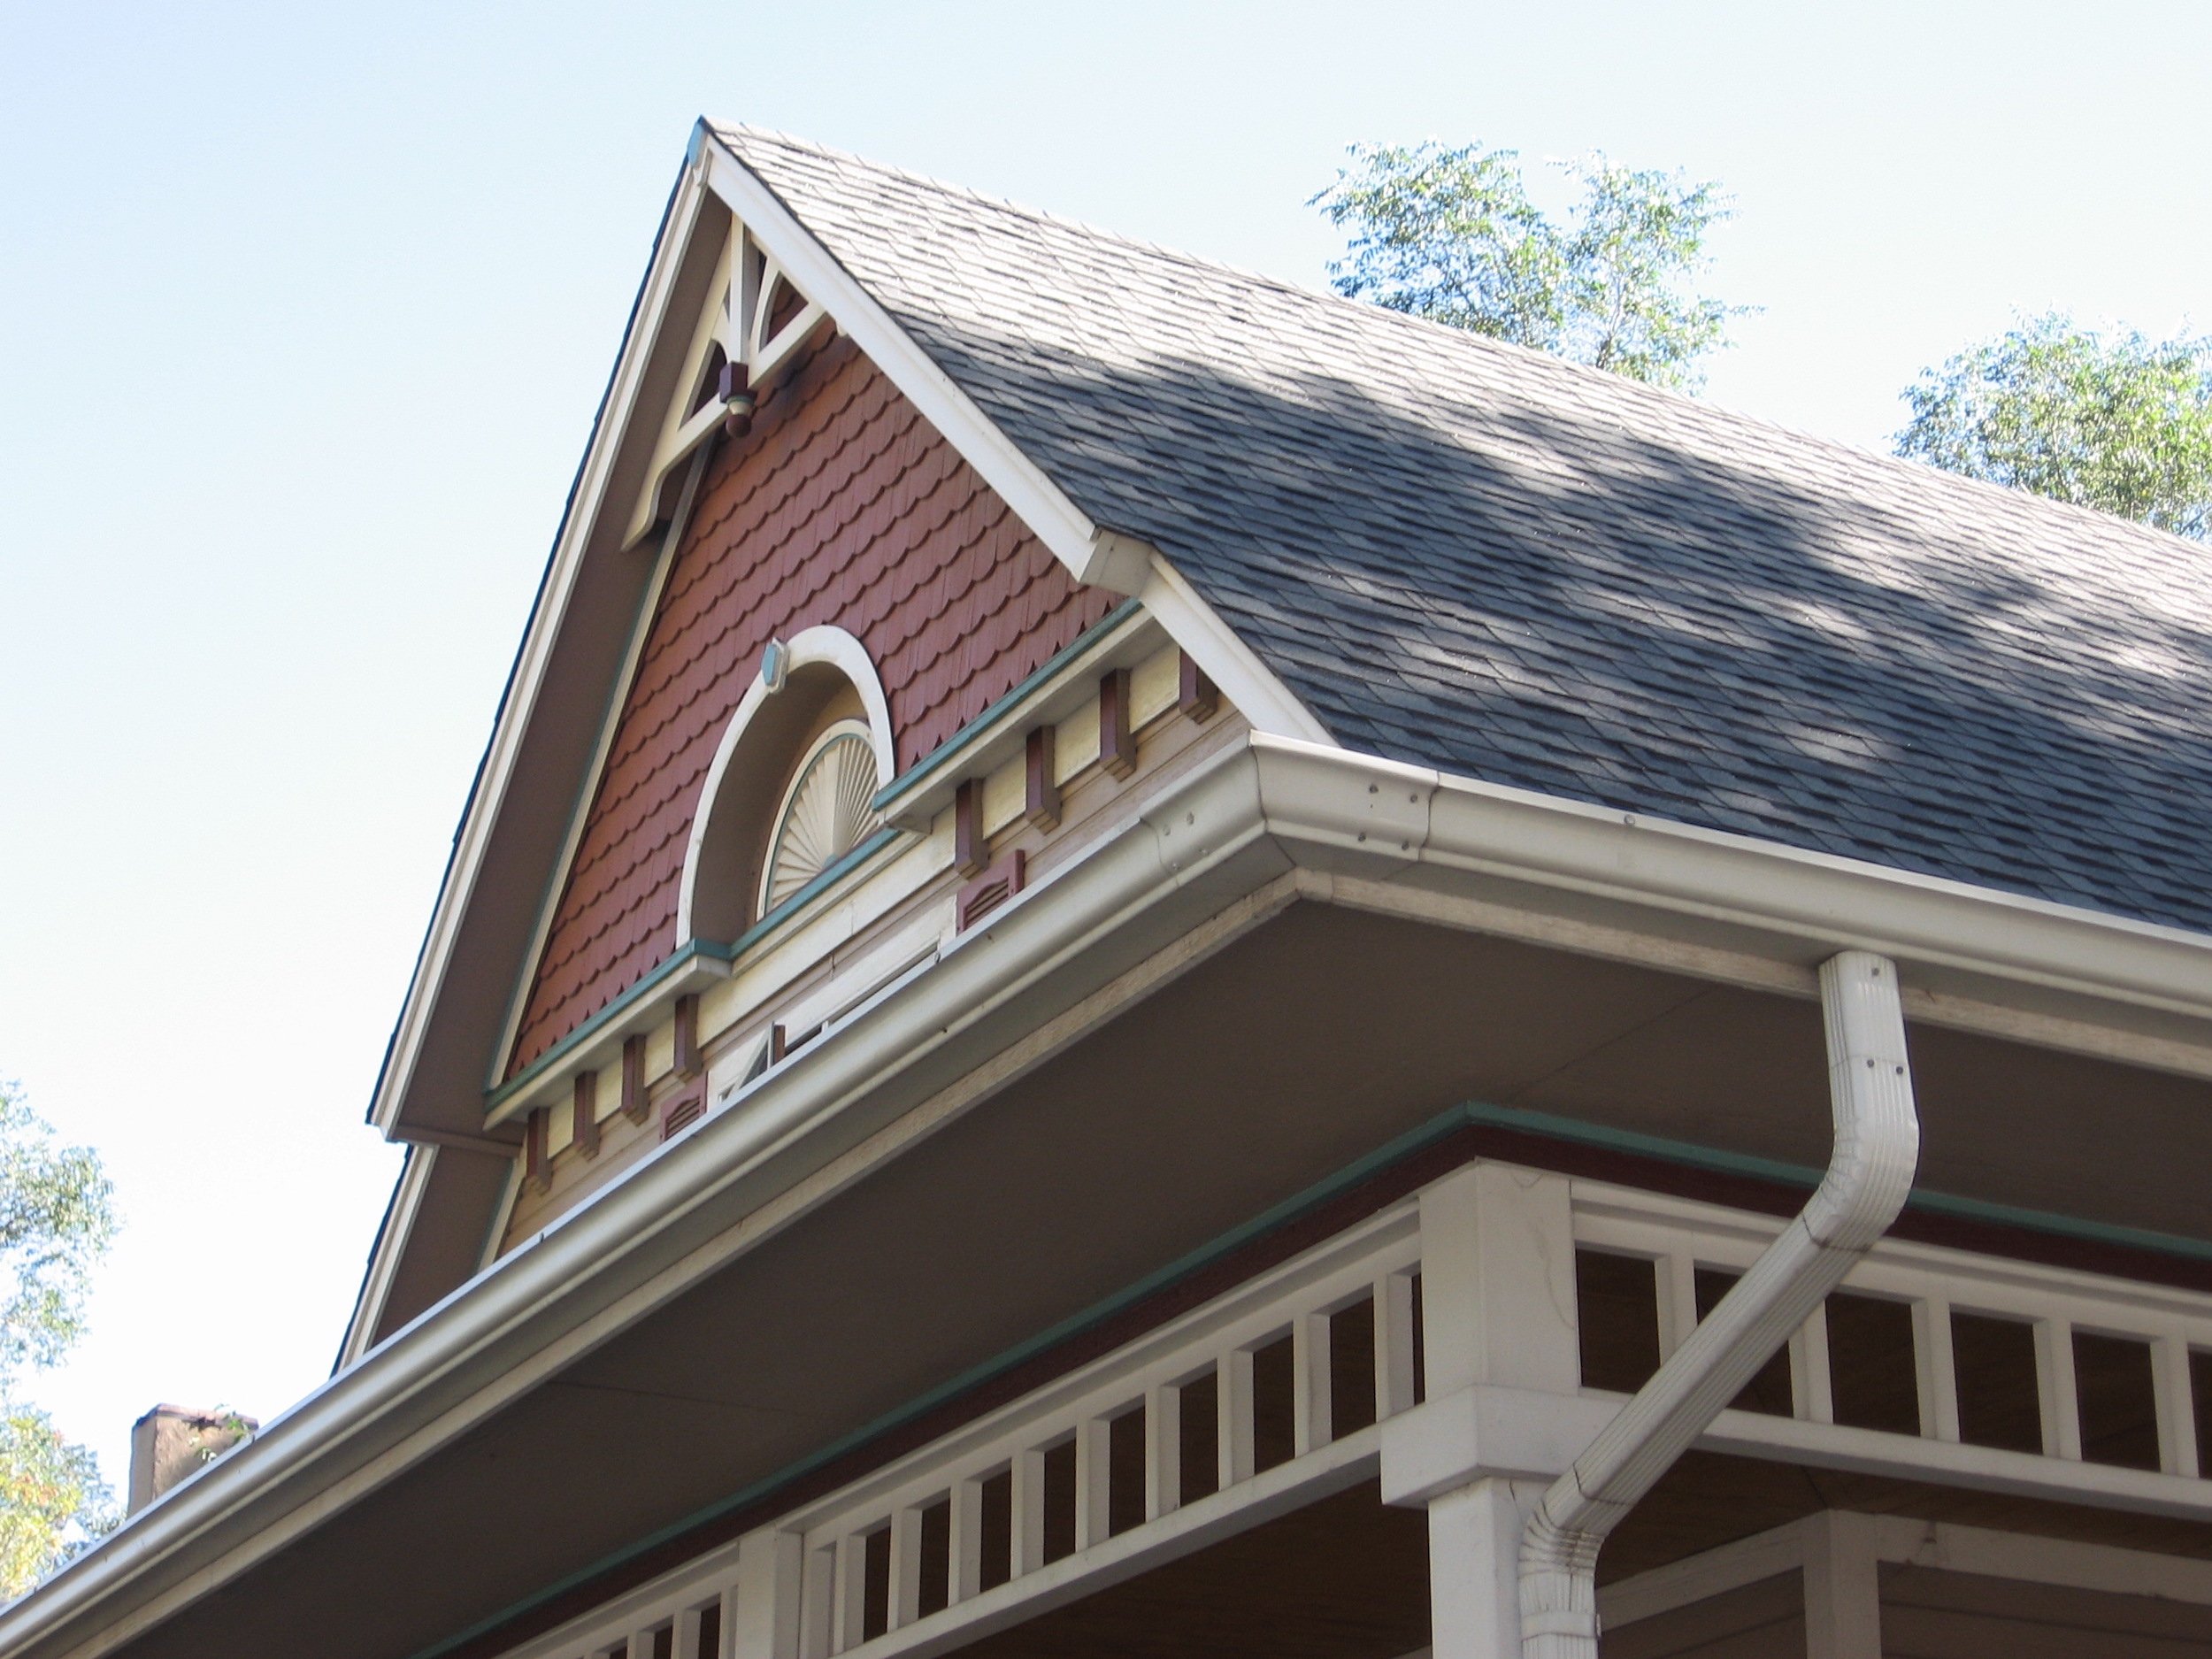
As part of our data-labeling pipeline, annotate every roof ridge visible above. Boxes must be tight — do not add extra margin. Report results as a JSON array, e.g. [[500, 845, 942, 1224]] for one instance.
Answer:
[[707, 120, 1333, 303]]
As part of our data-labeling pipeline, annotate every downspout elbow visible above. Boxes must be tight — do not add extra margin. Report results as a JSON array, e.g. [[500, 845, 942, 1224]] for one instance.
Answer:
[[1517, 950, 1921, 1657]]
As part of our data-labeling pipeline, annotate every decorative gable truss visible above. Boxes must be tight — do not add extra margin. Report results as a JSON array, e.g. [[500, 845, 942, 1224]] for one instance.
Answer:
[[623, 217, 833, 549]]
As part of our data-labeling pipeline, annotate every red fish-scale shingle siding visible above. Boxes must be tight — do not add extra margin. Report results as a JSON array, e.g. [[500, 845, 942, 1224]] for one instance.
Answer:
[[507, 336, 1115, 1076]]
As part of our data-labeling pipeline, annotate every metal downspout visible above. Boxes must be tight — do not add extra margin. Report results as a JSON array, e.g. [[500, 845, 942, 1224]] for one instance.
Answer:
[[1517, 950, 1922, 1656]]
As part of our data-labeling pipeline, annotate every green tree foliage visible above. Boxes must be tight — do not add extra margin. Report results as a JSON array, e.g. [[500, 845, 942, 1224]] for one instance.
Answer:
[[1312, 141, 1748, 390], [0, 1083, 117, 1599], [0, 1088, 117, 1377], [1896, 315, 2212, 540], [0, 1407, 106, 1599]]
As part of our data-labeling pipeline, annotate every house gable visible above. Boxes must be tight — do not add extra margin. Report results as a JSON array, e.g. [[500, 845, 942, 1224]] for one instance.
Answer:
[[36, 125, 2212, 1659], [508, 333, 1117, 1078], [347, 125, 1306, 1360]]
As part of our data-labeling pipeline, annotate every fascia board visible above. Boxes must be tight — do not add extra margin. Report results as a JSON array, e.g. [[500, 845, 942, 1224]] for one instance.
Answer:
[[367, 155, 725, 1141], [334, 1143, 434, 1373], [1242, 734, 2212, 1038], [0, 746, 1287, 1659], [697, 134, 1119, 591]]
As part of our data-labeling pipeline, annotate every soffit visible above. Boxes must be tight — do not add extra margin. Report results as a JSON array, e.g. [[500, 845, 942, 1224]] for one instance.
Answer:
[[96, 904, 2212, 1659]]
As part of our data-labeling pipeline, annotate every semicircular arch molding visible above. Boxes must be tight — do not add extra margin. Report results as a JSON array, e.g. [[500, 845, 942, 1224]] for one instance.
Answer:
[[676, 626, 895, 946]]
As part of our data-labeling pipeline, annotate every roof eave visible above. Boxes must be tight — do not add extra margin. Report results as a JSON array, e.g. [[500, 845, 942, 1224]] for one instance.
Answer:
[[16, 733, 2212, 1659], [1258, 735, 2212, 1061]]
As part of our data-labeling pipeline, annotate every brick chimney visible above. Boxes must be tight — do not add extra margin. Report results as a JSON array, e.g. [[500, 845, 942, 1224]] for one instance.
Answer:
[[127, 1404, 257, 1515]]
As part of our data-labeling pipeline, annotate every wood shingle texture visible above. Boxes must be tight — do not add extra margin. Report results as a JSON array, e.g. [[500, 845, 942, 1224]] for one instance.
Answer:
[[509, 335, 1114, 1075]]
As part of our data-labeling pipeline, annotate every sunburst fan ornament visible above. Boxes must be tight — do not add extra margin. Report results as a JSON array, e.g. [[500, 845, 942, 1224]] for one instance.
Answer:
[[759, 722, 882, 914]]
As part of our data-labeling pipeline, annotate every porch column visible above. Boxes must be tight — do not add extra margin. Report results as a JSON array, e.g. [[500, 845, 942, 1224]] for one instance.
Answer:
[[1801, 1511, 1882, 1659], [1413, 1163, 1581, 1659], [1428, 1476, 1551, 1659], [731, 1526, 802, 1659]]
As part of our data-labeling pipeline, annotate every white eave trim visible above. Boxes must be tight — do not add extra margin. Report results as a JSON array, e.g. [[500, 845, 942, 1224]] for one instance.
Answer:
[[335, 1144, 436, 1372], [0, 747, 1288, 1659], [18, 733, 2212, 1659], [1136, 551, 1333, 745], [1246, 735, 2212, 1035]]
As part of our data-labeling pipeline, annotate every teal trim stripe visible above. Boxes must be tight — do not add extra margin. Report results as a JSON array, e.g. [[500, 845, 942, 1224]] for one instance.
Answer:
[[412, 1097, 2212, 1657], [724, 826, 901, 957], [488, 939, 735, 1113], [870, 598, 1145, 818], [485, 826, 900, 1115], [1460, 1101, 2212, 1264], [410, 1105, 1471, 1659]]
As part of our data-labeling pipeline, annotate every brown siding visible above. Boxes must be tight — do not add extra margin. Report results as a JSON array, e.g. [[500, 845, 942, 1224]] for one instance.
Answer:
[[509, 337, 1114, 1075]]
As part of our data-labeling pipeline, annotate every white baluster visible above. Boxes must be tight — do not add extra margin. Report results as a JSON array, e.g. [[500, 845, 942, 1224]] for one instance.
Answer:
[[1145, 1382, 1181, 1519], [1294, 1310, 1331, 1455], [1793, 1302, 1834, 1425], [1914, 1295, 1959, 1442], [2155, 1333, 2200, 1478], [2038, 1318, 2082, 1460]]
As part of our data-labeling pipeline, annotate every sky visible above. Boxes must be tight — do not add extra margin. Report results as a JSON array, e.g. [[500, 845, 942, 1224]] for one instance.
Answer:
[[3, 0, 2208, 1502]]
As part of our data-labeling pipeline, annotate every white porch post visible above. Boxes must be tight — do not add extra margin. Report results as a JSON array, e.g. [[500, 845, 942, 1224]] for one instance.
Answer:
[[1428, 1477, 1552, 1659], [1801, 1511, 1882, 1659], [1414, 1163, 1580, 1659], [732, 1526, 802, 1659]]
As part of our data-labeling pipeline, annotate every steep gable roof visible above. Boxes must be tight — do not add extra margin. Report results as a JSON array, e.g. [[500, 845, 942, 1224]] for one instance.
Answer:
[[715, 124, 2212, 937]]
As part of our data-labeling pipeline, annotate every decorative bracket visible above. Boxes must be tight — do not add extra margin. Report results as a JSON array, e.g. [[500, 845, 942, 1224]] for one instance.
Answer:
[[623, 224, 833, 550]]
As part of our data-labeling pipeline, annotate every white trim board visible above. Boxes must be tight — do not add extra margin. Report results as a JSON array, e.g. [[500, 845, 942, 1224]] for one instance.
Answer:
[[1601, 1509, 2212, 1631], [334, 1144, 437, 1372], [698, 138, 1108, 593], [1136, 551, 1332, 745]]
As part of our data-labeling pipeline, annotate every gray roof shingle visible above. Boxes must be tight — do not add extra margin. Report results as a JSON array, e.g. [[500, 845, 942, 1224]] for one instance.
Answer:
[[717, 125, 2212, 937]]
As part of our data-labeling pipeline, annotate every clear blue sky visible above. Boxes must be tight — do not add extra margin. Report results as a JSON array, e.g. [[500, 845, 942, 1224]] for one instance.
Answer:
[[4, 0, 2208, 1501]]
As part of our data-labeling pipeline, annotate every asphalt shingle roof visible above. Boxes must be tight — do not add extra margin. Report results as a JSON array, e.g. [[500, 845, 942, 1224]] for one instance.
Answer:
[[717, 124, 2212, 938]]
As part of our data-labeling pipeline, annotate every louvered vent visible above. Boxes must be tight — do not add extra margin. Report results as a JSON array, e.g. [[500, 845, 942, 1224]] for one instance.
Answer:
[[760, 720, 882, 915]]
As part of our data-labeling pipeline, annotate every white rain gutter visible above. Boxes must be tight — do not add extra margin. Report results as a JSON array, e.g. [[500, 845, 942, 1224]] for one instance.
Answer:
[[19, 735, 2205, 1659], [1517, 949, 1922, 1656]]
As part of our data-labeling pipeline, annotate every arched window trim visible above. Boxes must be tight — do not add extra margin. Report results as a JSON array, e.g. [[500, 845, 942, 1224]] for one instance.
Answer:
[[675, 625, 895, 945]]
